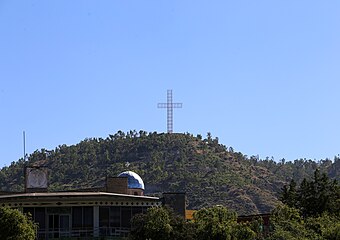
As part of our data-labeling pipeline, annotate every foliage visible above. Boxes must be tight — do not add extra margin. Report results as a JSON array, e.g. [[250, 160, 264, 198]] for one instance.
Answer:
[[130, 207, 172, 240], [249, 216, 266, 239], [280, 169, 340, 217], [194, 205, 236, 240], [0, 207, 37, 240], [280, 179, 297, 208], [323, 221, 340, 240], [232, 222, 257, 240], [0, 130, 339, 215], [305, 214, 340, 240], [274, 171, 340, 240], [268, 205, 310, 240], [131, 206, 257, 240], [271, 169, 340, 240], [194, 205, 255, 240], [267, 205, 340, 240], [130, 207, 196, 240]]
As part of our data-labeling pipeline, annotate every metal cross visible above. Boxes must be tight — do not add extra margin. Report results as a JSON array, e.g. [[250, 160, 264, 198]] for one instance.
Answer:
[[157, 90, 183, 133]]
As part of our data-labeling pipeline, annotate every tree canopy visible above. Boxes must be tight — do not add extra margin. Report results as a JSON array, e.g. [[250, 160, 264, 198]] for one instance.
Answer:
[[0, 207, 37, 240], [275, 169, 340, 239], [130, 207, 196, 240], [193, 205, 255, 240], [280, 169, 340, 217], [130, 206, 256, 240]]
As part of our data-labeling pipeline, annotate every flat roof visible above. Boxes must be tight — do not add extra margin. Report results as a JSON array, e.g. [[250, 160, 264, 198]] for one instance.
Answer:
[[0, 191, 160, 200]]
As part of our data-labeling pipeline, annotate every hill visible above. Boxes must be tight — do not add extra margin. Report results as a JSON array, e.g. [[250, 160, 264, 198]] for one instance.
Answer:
[[0, 131, 339, 215]]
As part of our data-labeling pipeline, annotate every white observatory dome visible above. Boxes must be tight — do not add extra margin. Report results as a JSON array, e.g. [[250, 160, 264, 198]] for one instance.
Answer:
[[117, 171, 145, 190]]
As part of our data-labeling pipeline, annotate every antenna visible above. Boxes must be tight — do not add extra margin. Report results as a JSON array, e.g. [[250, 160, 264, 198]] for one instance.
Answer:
[[23, 131, 26, 192], [23, 131, 26, 161], [157, 90, 183, 133]]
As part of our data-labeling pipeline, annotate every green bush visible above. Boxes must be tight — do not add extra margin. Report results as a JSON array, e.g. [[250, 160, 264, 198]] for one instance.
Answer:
[[0, 207, 37, 240]]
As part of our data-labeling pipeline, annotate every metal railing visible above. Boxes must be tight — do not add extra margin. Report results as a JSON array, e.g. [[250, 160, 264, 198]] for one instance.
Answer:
[[36, 227, 130, 240]]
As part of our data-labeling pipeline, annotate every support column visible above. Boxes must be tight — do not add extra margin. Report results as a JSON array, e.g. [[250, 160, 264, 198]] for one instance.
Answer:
[[93, 206, 99, 237]]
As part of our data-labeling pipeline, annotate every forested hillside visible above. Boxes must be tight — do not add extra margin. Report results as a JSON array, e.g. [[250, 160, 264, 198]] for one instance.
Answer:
[[0, 131, 339, 215]]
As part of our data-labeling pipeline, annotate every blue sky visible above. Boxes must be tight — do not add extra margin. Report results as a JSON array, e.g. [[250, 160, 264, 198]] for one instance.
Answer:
[[1, 0, 340, 167]]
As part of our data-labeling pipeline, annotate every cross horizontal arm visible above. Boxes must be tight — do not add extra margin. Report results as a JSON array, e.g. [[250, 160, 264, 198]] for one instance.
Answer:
[[157, 103, 183, 108], [173, 103, 183, 108], [157, 103, 167, 108]]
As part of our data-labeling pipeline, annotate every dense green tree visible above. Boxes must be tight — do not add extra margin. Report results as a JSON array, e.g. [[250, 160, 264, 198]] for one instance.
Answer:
[[168, 211, 197, 240], [130, 206, 258, 240], [303, 213, 340, 240], [268, 205, 310, 240], [276, 168, 340, 240], [130, 207, 196, 240], [194, 205, 255, 240], [194, 205, 236, 240], [0, 207, 37, 240], [232, 222, 256, 240], [273, 194, 340, 239], [130, 207, 172, 240], [249, 216, 266, 240], [281, 169, 339, 218], [323, 222, 340, 240], [280, 179, 297, 207]]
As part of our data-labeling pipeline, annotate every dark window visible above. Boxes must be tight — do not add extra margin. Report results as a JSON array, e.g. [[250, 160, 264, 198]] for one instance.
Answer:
[[132, 207, 142, 217], [60, 215, 70, 231], [48, 215, 54, 230], [73, 206, 93, 229], [35, 208, 46, 229], [54, 215, 59, 229], [121, 207, 131, 228], [72, 207, 82, 229], [99, 207, 109, 227], [83, 207, 93, 228], [110, 207, 121, 228]]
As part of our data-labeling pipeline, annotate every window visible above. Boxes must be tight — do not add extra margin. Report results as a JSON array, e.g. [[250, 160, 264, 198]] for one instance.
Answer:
[[72, 206, 93, 229], [83, 207, 93, 228], [121, 207, 131, 228], [72, 207, 82, 229], [35, 208, 46, 229], [23, 207, 46, 230], [132, 207, 142, 217], [99, 207, 109, 228]]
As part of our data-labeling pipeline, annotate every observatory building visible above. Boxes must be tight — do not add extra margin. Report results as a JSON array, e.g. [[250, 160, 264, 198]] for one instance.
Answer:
[[0, 168, 185, 239], [117, 171, 145, 196]]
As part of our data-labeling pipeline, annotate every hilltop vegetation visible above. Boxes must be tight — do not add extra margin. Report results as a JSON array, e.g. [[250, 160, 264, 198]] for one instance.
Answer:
[[0, 131, 339, 215]]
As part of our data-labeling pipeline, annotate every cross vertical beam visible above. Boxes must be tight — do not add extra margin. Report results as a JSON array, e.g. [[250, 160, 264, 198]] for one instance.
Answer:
[[167, 90, 173, 133], [158, 90, 182, 133]]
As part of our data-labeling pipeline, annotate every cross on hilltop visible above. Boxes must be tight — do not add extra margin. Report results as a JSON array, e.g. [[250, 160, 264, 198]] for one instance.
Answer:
[[157, 90, 183, 133]]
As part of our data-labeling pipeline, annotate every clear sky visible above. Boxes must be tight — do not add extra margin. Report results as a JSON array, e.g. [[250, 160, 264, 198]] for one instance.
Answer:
[[1, 0, 339, 167]]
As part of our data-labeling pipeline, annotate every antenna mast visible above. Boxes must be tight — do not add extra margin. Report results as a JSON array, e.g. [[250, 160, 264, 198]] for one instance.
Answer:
[[23, 131, 26, 161]]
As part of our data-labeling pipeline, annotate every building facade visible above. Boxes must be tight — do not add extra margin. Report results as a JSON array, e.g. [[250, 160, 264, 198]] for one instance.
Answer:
[[0, 170, 166, 239]]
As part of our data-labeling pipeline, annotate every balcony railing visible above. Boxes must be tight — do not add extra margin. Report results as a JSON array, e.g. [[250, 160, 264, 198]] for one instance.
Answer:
[[36, 227, 130, 239]]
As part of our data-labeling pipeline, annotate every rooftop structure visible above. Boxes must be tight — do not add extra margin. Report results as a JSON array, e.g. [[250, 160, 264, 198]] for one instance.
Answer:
[[0, 168, 186, 239], [117, 171, 145, 190]]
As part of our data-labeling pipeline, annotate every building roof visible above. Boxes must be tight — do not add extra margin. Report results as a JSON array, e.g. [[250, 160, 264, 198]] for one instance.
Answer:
[[0, 191, 158, 200], [0, 191, 160, 208]]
